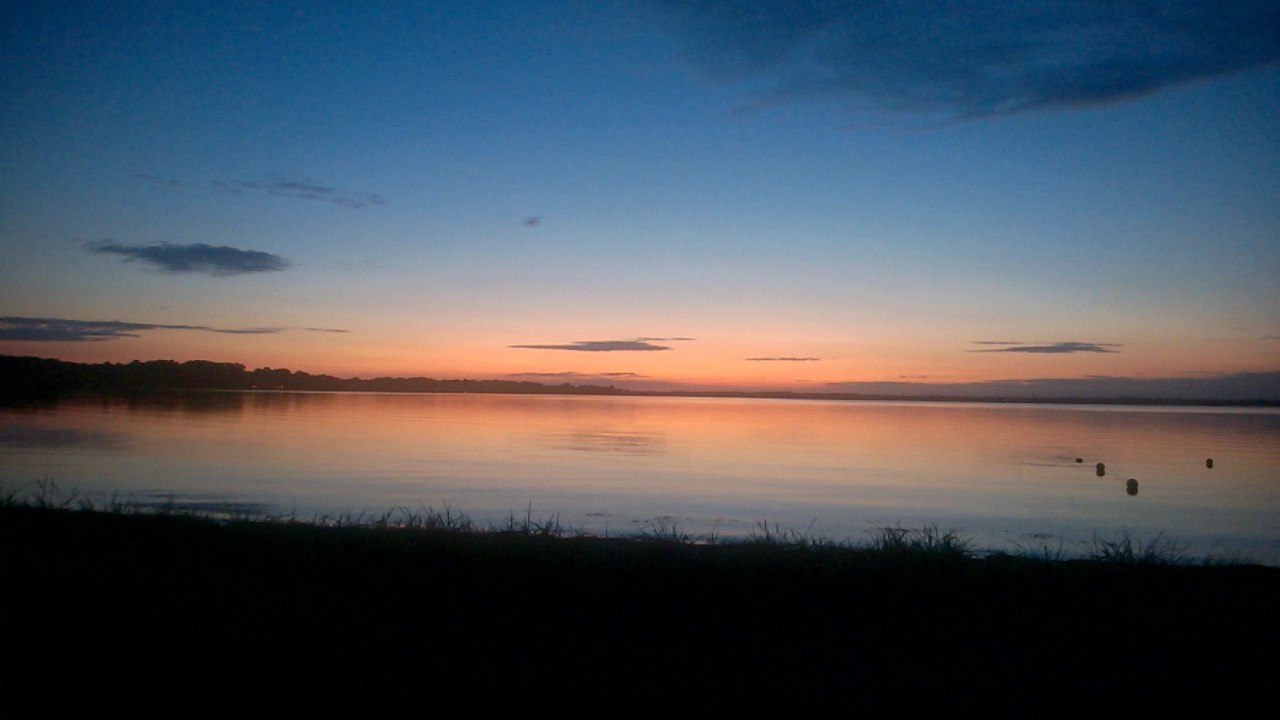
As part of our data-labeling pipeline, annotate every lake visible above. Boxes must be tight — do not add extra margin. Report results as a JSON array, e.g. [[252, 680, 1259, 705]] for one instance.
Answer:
[[2, 392, 1277, 563]]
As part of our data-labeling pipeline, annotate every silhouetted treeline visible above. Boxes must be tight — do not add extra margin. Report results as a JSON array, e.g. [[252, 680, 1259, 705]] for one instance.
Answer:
[[4, 355, 1274, 405], [0, 356, 622, 399]]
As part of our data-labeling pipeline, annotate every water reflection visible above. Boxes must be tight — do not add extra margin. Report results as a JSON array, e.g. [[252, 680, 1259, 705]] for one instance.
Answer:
[[550, 428, 666, 456], [1, 393, 1276, 562], [0, 423, 123, 449], [120, 390, 343, 415], [17, 390, 352, 417]]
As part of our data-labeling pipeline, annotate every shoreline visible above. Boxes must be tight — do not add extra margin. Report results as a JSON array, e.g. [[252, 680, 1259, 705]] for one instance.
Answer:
[[6, 481, 1270, 566], [3, 501, 1277, 712], [9, 384, 1280, 410], [5, 354, 1278, 407]]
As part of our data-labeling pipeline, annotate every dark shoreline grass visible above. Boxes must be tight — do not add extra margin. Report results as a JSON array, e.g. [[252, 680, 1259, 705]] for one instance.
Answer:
[[3, 495, 1277, 714]]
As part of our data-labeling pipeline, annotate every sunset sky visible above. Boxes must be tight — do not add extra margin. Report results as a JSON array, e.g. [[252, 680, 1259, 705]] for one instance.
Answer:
[[2, 1, 1278, 396]]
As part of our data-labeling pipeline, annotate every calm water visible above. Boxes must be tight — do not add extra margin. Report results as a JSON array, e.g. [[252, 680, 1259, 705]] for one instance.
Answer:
[[2, 392, 1277, 562]]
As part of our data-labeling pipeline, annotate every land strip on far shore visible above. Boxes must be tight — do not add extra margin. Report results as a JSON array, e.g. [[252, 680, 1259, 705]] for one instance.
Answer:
[[4, 355, 1278, 406], [2, 501, 1276, 714]]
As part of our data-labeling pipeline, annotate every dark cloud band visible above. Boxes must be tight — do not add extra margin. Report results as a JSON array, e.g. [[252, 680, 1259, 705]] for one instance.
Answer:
[[746, 357, 820, 362], [214, 176, 385, 209], [651, 0, 1280, 119], [0, 317, 346, 343], [509, 340, 673, 352], [87, 241, 290, 277], [969, 341, 1121, 354], [0, 316, 281, 342]]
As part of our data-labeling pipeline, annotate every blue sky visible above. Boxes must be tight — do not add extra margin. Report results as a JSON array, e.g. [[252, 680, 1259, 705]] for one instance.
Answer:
[[2, 1, 1278, 397]]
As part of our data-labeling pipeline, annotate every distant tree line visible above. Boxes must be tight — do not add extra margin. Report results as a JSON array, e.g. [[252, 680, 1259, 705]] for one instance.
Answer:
[[0, 356, 623, 400], [4, 355, 1270, 406]]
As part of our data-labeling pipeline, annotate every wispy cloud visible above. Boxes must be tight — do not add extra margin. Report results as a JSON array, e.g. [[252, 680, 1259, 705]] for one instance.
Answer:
[[0, 316, 284, 342], [87, 241, 290, 277], [745, 356, 819, 362], [304, 327, 352, 334], [522, 216, 542, 228], [509, 340, 674, 352], [971, 341, 1023, 346], [215, 327, 283, 335], [636, 337, 695, 342], [214, 176, 385, 209], [133, 173, 182, 188], [649, 1, 1280, 120], [968, 341, 1121, 354]]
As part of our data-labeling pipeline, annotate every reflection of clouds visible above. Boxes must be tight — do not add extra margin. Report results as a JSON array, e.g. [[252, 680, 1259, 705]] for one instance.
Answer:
[[0, 424, 123, 449], [548, 428, 667, 456], [118, 391, 338, 414]]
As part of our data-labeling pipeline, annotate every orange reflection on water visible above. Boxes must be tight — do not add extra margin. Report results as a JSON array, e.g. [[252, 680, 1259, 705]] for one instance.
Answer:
[[1, 393, 1276, 560]]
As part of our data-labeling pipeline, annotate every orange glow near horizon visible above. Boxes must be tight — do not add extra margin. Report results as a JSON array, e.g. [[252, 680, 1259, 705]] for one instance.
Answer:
[[4, 325, 1276, 394]]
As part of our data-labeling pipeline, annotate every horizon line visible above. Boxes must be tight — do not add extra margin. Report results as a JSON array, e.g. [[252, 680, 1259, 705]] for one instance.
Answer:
[[3, 354, 1278, 406]]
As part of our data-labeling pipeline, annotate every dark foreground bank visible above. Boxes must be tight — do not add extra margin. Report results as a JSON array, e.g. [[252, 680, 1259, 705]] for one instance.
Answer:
[[2, 505, 1276, 715]]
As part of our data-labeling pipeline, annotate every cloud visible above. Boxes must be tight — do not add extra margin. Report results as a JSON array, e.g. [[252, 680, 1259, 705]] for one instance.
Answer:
[[522, 216, 542, 228], [133, 173, 182, 188], [971, 341, 1023, 346], [1264, 335, 1280, 341], [648, 1, 1280, 119], [214, 176, 385, 209], [212, 327, 282, 335], [745, 356, 820, 362], [636, 337, 695, 342], [87, 241, 290, 277], [509, 340, 673, 352], [0, 316, 284, 342], [304, 327, 352, 334], [968, 341, 1121, 354]]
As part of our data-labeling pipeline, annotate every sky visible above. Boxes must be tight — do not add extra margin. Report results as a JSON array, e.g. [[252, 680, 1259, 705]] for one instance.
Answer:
[[2, 1, 1278, 397]]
